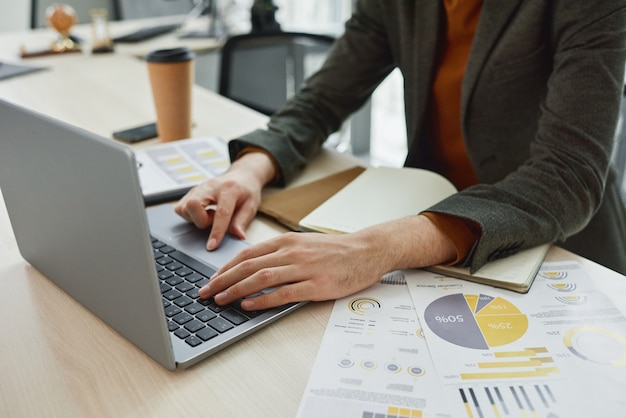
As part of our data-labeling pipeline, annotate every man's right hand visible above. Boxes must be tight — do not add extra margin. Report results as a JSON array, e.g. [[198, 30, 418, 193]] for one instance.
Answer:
[[174, 151, 276, 250]]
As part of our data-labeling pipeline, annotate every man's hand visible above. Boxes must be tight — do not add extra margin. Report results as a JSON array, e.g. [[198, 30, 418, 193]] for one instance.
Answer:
[[174, 151, 276, 250], [198, 215, 457, 310]]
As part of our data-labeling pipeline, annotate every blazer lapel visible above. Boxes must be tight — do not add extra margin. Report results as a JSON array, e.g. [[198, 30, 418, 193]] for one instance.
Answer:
[[406, 1, 443, 160], [462, 0, 523, 112]]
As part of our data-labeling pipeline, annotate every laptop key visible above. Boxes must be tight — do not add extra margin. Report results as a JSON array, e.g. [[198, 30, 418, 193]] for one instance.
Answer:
[[195, 278, 210, 288], [185, 335, 203, 347], [196, 310, 217, 322], [174, 328, 191, 339], [169, 250, 216, 278], [166, 261, 183, 271], [165, 276, 183, 286], [152, 240, 166, 249], [176, 267, 193, 277], [165, 304, 182, 317], [221, 308, 249, 325], [208, 317, 234, 333], [158, 270, 174, 280], [160, 245, 175, 254], [207, 301, 226, 313], [185, 302, 205, 315], [233, 298, 264, 318], [196, 327, 218, 341], [174, 295, 193, 307], [163, 289, 183, 301], [175, 282, 195, 293], [157, 256, 174, 266], [184, 319, 205, 333], [173, 312, 193, 325], [185, 272, 205, 283]]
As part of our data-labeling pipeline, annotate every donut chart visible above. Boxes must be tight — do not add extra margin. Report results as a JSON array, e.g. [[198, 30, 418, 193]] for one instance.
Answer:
[[564, 326, 626, 366], [424, 293, 528, 349]]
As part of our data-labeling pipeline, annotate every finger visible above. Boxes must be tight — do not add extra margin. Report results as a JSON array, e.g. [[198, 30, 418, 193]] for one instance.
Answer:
[[228, 200, 258, 240], [186, 199, 214, 229], [174, 184, 215, 226], [206, 192, 239, 250], [240, 280, 315, 311], [211, 264, 295, 306], [198, 242, 284, 299], [174, 196, 193, 223], [212, 237, 281, 277]]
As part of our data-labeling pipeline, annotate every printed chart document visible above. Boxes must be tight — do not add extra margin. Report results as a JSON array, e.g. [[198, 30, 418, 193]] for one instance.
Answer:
[[405, 262, 626, 418], [135, 137, 230, 204], [297, 275, 452, 418]]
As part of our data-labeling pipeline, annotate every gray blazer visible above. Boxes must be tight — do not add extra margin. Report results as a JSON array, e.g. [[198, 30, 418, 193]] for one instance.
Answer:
[[230, 0, 626, 274]]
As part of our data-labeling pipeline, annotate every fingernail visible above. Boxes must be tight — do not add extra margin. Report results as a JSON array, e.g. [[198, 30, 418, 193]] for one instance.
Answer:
[[207, 238, 217, 251], [241, 299, 255, 310], [198, 285, 209, 298], [214, 291, 227, 304]]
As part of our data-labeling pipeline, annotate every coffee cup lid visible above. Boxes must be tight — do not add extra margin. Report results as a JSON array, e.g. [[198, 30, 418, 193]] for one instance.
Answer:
[[145, 47, 195, 63]]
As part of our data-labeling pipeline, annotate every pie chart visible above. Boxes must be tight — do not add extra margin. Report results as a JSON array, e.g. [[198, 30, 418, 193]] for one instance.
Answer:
[[424, 293, 528, 349]]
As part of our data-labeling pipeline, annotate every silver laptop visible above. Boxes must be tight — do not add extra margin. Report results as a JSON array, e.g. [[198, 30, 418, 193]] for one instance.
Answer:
[[0, 99, 305, 370]]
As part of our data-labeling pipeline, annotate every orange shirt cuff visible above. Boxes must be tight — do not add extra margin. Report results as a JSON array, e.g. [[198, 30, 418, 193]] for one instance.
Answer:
[[422, 212, 481, 266], [235, 146, 281, 184]]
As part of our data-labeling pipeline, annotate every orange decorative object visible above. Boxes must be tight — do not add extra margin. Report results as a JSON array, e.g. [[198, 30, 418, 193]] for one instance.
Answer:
[[46, 4, 79, 52]]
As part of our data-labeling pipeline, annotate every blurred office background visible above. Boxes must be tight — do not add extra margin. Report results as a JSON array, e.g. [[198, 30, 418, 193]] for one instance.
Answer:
[[1, 0, 407, 168], [2, 1, 624, 200]]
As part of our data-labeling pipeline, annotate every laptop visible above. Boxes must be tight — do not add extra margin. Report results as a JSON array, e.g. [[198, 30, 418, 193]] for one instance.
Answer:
[[0, 99, 306, 370]]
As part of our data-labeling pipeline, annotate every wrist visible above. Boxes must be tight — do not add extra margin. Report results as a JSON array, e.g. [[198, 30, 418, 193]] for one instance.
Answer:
[[230, 151, 277, 187], [355, 215, 456, 271]]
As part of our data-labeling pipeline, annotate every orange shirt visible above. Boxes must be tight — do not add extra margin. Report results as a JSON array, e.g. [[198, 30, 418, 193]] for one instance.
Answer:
[[428, 0, 481, 190], [423, 0, 483, 265]]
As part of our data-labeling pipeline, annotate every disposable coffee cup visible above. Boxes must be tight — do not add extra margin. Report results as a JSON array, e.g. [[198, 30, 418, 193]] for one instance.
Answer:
[[146, 47, 195, 142]]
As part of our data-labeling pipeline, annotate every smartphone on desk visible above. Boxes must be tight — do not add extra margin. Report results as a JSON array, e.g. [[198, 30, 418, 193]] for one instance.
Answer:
[[113, 122, 158, 143]]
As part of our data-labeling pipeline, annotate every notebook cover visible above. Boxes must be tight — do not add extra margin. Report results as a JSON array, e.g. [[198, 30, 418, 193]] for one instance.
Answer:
[[259, 166, 366, 231]]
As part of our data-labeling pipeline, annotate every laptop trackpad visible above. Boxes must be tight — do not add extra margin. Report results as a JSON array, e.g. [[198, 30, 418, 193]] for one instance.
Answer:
[[146, 204, 250, 269]]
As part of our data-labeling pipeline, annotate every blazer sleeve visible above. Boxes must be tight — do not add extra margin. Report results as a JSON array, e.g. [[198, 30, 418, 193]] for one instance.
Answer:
[[228, 0, 395, 185], [427, 2, 626, 272]]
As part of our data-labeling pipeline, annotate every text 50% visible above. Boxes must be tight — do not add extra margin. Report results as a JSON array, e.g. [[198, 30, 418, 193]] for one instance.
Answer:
[[435, 315, 464, 323]]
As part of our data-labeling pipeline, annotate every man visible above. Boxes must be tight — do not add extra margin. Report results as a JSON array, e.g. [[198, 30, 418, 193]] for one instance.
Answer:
[[175, 1, 626, 311]]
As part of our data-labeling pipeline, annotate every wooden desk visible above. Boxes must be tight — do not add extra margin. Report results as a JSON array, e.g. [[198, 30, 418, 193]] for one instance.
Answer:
[[0, 25, 363, 418], [1, 26, 625, 418]]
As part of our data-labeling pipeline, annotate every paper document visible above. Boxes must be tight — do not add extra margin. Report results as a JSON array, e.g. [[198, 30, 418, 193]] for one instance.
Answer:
[[405, 262, 626, 417], [297, 273, 452, 418], [135, 136, 230, 204]]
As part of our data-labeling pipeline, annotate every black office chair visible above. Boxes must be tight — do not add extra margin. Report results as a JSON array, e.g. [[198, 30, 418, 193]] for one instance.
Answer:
[[218, 31, 336, 116]]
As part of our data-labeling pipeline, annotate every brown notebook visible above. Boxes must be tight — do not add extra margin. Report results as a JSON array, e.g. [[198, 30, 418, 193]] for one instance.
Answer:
[[259, 166, 366, 231]]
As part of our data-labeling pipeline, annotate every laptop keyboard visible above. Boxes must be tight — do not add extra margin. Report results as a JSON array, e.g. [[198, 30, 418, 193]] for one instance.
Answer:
[[151, 237, 264, 348]]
